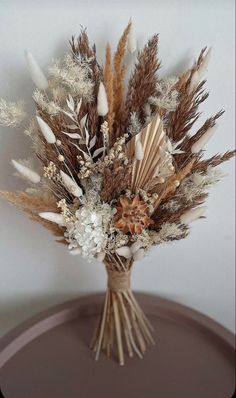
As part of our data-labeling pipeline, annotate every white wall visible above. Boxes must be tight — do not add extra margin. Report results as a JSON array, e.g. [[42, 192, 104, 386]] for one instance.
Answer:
[[0, 0, 235, 336]]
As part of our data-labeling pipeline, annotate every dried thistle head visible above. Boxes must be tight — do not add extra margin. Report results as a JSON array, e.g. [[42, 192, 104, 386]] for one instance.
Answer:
[[114, 195, 153, 234]]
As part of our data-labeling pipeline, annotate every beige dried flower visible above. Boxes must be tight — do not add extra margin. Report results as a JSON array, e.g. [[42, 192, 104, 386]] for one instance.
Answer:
[[0, 99, 26, 127]]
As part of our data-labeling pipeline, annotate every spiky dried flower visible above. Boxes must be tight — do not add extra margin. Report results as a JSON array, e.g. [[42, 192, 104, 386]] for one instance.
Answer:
[[114, 195, 153, 234]]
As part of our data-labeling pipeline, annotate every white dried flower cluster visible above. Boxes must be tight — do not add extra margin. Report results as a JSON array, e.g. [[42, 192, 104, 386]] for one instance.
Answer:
[[43, 161, 57, 179], [148, 77, 179, 112], [106, 230, 129, 252], [65, 203, 113, 259], [0, 98, 26, 127], [48, 54, 94, 101], [127, 112, 142, 136], [33, 90, 61, 115], [150, 222, 187, 244]]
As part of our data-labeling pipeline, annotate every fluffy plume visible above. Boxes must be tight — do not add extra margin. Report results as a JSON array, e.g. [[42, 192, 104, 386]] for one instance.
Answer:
[[189, 70, 201, 92], [104, 44, 114, 135], [12, 160, 41, 183], [97, 82, 108, 116], [39, 212, 65, 226], [115, 246, 132, 259], [0, 99, 26, 127], [191, 124, 218, 153], [127, 25, 137, 54], [113, 21, 132, 130], [36, 115, 56, 144], [124, 34, 160, 131], [60, 171, 83, 198], [198, 47, 212, 77], [48, 54, 94, 101], [25, 50, 48, 90], [180, 207, 206, 224]]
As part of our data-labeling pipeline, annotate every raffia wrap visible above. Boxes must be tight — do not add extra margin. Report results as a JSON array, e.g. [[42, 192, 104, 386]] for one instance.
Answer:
[[107, 270, 131, 292]]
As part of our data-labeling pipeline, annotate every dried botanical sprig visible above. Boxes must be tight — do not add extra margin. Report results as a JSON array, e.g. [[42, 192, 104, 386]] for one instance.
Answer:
[[0, 24, 235, 367], [104, 44, 114, 139], [25, 50, 48, 90], [0, 99, 26, 127], [113, 21, 132, 128], [123, 34, 160, 132]]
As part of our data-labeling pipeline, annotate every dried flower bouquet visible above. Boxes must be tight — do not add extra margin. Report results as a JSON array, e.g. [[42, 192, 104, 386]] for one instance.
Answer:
[[0, 22, 235, 365]]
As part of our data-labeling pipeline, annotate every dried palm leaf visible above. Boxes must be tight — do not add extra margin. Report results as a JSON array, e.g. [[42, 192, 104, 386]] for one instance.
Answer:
[[126, 114, 165, 191]]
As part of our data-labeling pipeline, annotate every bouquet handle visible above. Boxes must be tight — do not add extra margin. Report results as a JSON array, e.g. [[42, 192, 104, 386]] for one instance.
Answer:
[[90, 268, 155, 365]]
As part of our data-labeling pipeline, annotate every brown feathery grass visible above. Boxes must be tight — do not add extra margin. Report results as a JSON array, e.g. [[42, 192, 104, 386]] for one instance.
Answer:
[[167, 48, 209, 143], [167, 80, 209, 143], [175, 110, 224, 166], [123, 34, 160, 133], [104, 44, 114, 142], [193, 149, 236, 172], [0, 191, 64, 238], [113, 21, 132, 135], [0, 191, 57, 212], [25, 211, 65, 237], [152, 192, 208, 229], [100, 160, 132, 202]]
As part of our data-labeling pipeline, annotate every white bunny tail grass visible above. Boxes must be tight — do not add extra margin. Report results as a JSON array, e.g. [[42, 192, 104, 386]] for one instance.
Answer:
[[36, 115, 56, 144], [12, 160, 41, 183], [97, 82, 108, 116], [180, 207, 207, 224], [191, 124, 218, 153], [60, 170, 83, 198], [39, 212, 65, 226], [25, 50, 48, 90]]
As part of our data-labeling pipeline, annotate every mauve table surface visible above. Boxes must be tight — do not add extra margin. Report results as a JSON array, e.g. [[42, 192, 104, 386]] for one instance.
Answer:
[[0, 293, 235, 398]]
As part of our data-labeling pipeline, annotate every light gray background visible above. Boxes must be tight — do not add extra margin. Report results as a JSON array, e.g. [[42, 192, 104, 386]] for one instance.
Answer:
[[0, 0, 235, 336]]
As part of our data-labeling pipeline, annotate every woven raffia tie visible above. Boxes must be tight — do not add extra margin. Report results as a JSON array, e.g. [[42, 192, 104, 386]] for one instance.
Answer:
[[107, 270, 131, 292]]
